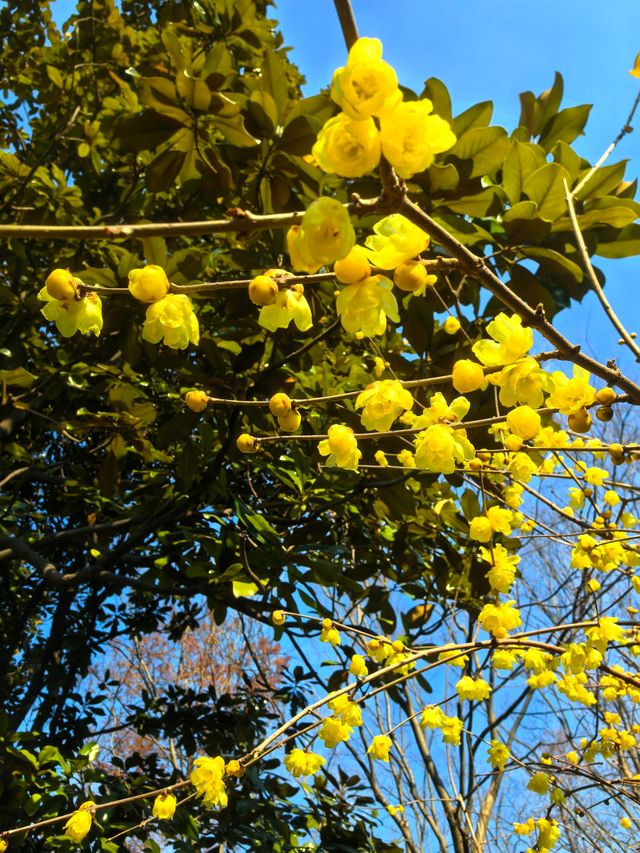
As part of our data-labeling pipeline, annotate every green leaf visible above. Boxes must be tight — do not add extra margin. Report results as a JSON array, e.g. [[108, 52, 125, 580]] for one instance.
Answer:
[[176, 70, 211, 111], [427, 162, 459, 193], [503, 200, 551, 242], [502, 140, 546, 206], [248, 90, 278, 135], [595, 223, 640, 258], [574, 159, 628, 201], [439, 187, 501, 217], [450, 126, 509, 178], [261, 51, 289, 119], [279, 114, 320, 156], [537, 71, 564, 131], [141, 236, 168, 267], [114, 111, 184, 152], [452, 101, 492, 137], [145, 149, 187, 192], [422, 77, 452, 122], [551, 140, 582, 181], [506, 264, 557, 317], [212, 114, 259, 147], [522, 246, 583, 283], [140, 76, 191, 123], [0, 367, 37, 388], [232, 580, 260, 598], [399, 293, 433, 356], [539, 104, 591, 150], [524, 162, 570, 221]]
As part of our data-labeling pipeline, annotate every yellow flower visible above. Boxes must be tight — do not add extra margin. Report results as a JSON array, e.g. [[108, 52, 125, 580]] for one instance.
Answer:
[[349, 654, 369, 677], [397, 448, 416, 468], [514, 817, 535, 835], [438, 644, 469, 668], [480, 544, 520, 593], [328, 695, 363, 726], [506, 405, 541, 440], [478, 601, 522, 638], [330, 37, 401, 120], [527, 772, 550, 795], [489, 357, 554, 408], [630, 51, 640, 78], [492, 649, 517, 669], [38, 288, 103, 337], [64, 802, 95, 843], [320, 617, 341, 646], [190, 755, 228, 808], [456, 675, 491, 701], [414, 423, 475, 474], [259, 284, 312, 333], [365, 214, 429, 270], [443, 316, 461, 334], [452, 359, 485, 393], [545, 365, 596, 415], [336, 274, 399, 336], [287, 197, 355, 273], [620, 816, 632, 829], [472, 313, 533, 366], [312, 114, 381, 177], [380, 99, 456, 178], [537, 818, 561, 848], [152, 793, 177, 820], [142, 294, 199, 349], [487, 740, 510, 770], [127, 264, 170, 303], [319, 716, 353, 747], [225, 759, 245, 777], [367, 734, 393, 761], [441, 715, 464, 746], [284, 749, 325, 777], [318, 424, 361, 471], [356, 379, 413, 431]]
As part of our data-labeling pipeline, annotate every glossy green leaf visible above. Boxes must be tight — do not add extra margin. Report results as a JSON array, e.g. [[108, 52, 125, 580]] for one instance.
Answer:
[[539, 104, 591, 150], [502, 140, 547, 205], [524, 162, 570, 221], [279, 114, 319, 156], [450, 126, 509, 178], [422, 77, 452, 122], [452, 101, 492, 137], [176, 70, 211, 111], [595, 223, 640, 258]]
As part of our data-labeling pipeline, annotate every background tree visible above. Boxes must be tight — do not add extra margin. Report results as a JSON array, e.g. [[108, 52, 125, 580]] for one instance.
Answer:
[[1, 0, 640, 850]]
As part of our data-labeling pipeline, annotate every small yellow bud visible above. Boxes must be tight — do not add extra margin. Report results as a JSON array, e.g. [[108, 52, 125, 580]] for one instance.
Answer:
[[595, 387, 616, 405], [185, 390, 208, 412], [272, 609, 286, 626], [128, 265, 170, 303], [443, 316, 460, 334], [269, 393, 292, 417], [277, 409, 302, 432], [152, 792, 177, 820], [45, 268, 78, 301], [393, 259, 433, 293], [451, 359, 484, 393], [504, 434, 523, 451], [236, 433, 259, 454], [249, 274, 279, 306], [225, 759, 245, 777], [595, 405, 613, 422], [620, 817, 632, 830], [334, 246, 371, 284], [568, 409, 592, 433]]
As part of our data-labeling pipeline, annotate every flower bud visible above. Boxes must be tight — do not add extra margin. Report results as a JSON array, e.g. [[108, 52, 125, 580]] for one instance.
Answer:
[[595, 387, 616, 405], [269, 393, 292, 418], [443, 316, 460, 334], [225, 759, 245, 778], [185, 390, 208, 412], [45, 268, 78, 301], [249, 275, 279, 306], [595, 405, 613, 422], [393, 259, 431, 292], [451, 359, 484, 393], [128, 265, 170, 303], [334, 246, 371, 284], [568, 409, 592, 433], [236, 433, 259, 453], [277, 410, 301, 433], [272, 609, 286, 626]]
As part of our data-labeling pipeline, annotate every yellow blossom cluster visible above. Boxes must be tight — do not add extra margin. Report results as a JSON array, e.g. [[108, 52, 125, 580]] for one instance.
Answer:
[[312, 38, 456, 179], [284, 749, 325, 777]]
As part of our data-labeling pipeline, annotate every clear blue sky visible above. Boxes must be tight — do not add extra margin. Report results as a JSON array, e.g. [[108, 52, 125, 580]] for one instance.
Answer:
[[51, 0, 640, 371]]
